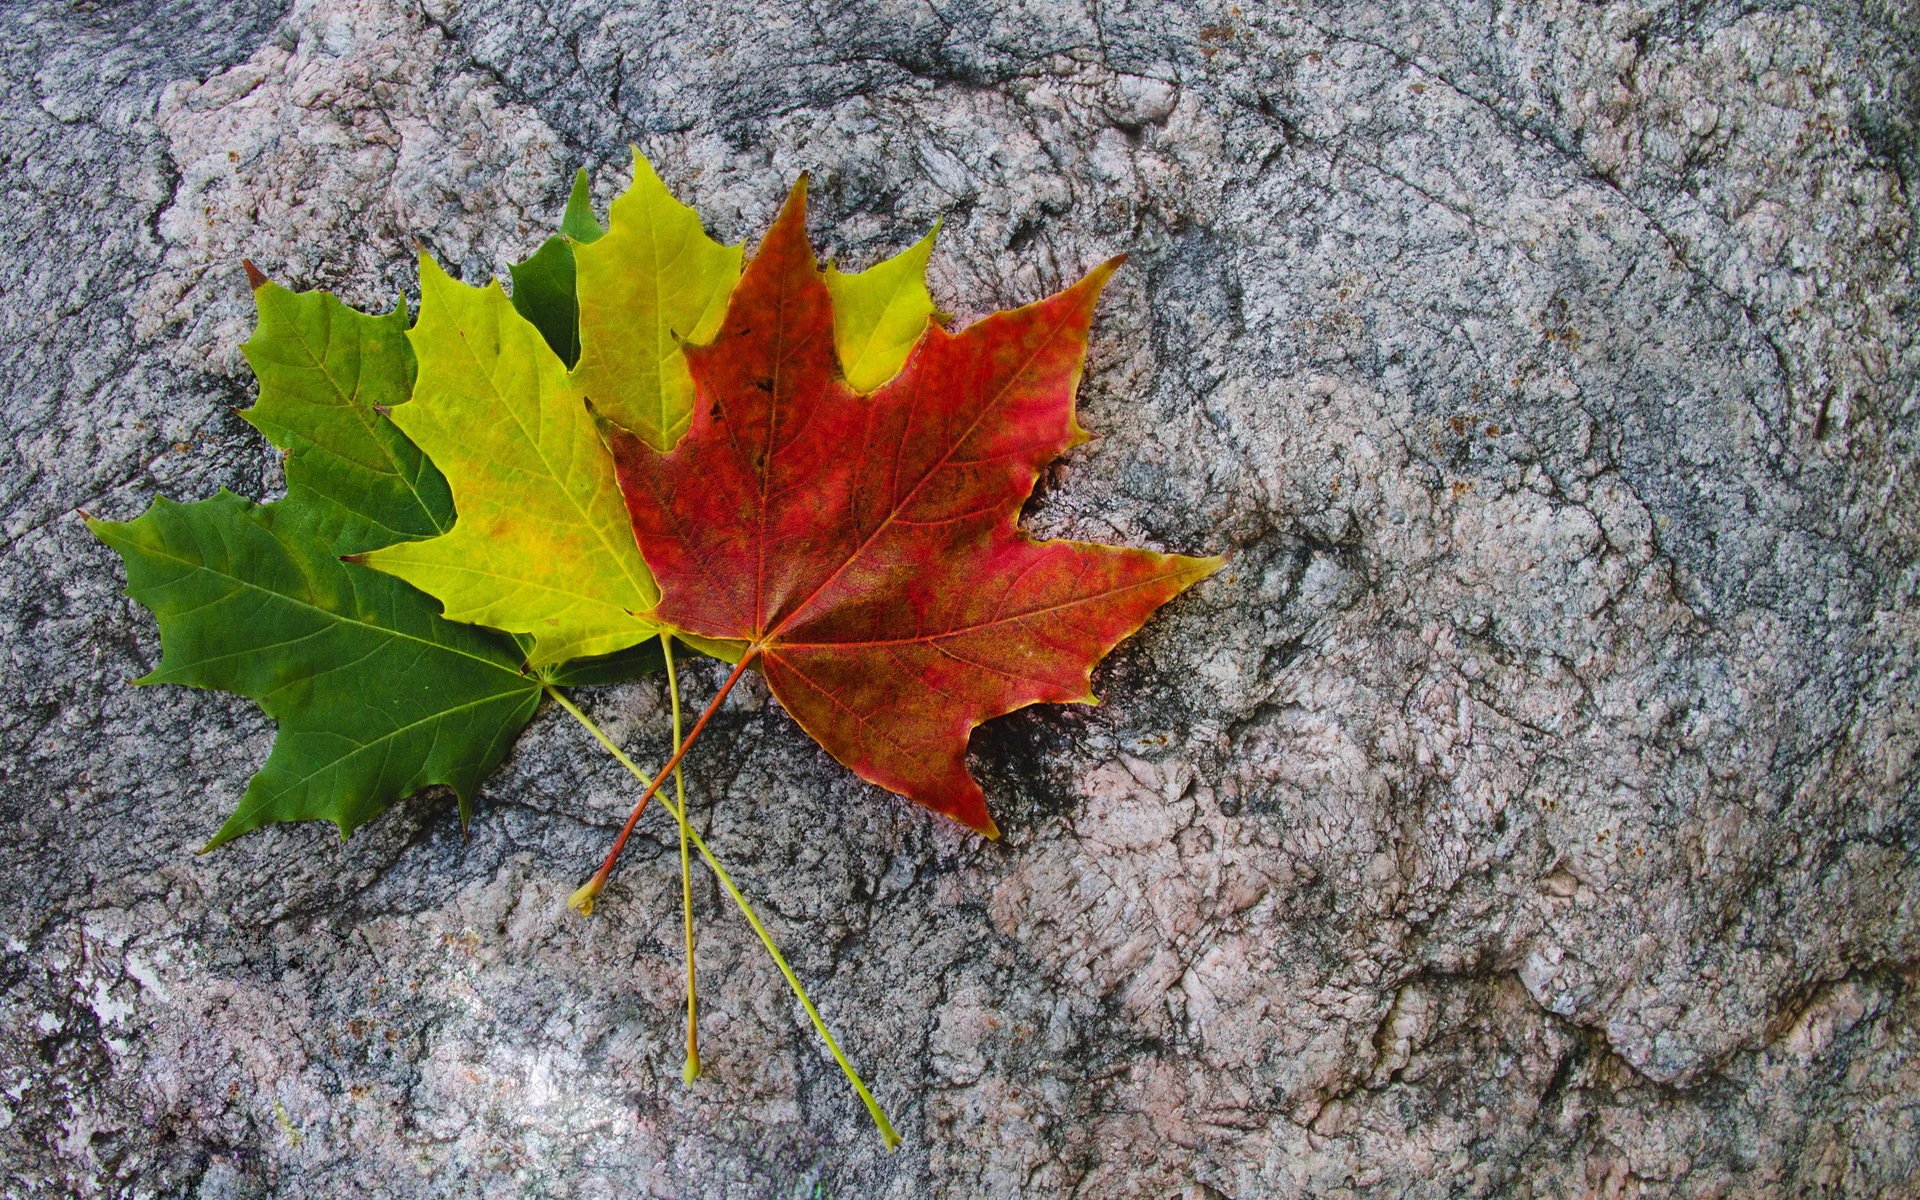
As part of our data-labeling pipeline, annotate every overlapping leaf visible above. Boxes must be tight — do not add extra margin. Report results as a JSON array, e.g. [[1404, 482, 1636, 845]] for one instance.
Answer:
[[95, 155, 954, 847], [606, 184, 1220, 836], [362, 157, 943, 668], [358, 155, 748, 667], [90, 281, 542, 848], [235, 271, 447, 552], [510, 168, 607, 367], [356, 254, 666, 668], [570, 152, 744, 449]]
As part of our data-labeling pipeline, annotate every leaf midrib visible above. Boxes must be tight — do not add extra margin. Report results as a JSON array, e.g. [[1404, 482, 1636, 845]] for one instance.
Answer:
[[770, 563, 1201, 651], [129, 511, 528, 679], [427, 291, 655, 608], [280, 311, 451, 537], [760, 296, 1087, 647]]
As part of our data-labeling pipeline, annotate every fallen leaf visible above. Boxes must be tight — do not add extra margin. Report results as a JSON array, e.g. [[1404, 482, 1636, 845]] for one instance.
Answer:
[[826, 221, 940, 392], [570, 151, 744, 449], [358, 253, 667, 668], [509, 167, 607, 367], [606, 182, 1220, 835], [90, 278, 542, 847]]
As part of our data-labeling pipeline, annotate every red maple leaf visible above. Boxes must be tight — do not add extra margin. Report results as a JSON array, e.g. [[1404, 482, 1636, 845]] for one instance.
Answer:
[[602, 181, 1220, 838]]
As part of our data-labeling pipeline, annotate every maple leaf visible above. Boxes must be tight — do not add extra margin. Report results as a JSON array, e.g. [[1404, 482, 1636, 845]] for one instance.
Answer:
[[509, 167, 607, 367], [570, 151, 744, 449], [604, 182, 1220, 836], [360, 156, 946, 669], [233, 267, 444, 553], [353, 251, 667, 668], [89, 277, 544, 848]]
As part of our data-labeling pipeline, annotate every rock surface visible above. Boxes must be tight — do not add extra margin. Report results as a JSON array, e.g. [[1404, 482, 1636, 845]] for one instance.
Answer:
[[3, 0, 1917, 1194]]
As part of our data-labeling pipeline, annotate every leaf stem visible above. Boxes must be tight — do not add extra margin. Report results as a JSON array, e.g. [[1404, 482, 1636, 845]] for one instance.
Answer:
[[544, 682, 901, 1150], [568, 651, 756, 910], [661, 635, 699, 1084]]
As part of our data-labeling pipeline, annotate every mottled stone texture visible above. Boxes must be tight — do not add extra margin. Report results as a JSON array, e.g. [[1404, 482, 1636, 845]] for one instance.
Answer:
[[3, 0, 1916, 1194]]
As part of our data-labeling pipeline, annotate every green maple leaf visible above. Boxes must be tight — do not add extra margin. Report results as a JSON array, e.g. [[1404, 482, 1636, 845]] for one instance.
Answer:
[[509, 168, 606, 368], [235, 267, 445, 551], [89, 279, 543, 849]]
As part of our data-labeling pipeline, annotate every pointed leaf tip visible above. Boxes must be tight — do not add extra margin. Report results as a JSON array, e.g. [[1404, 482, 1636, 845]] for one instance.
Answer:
[[242, 259, 268, 290], [752, 177, 817, 274], [1085, 255, 1127, 293], [770, 174, 811, 243], [582, 396, 623, 443], [560, 167, 605, 244]]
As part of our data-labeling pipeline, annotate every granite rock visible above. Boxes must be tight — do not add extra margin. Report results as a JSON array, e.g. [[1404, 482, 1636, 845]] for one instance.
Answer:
[[2, 0, 1916, 1195]]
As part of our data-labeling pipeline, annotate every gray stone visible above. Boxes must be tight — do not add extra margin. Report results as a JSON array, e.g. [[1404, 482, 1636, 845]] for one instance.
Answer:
[[3, 0, 1916, 1194]]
